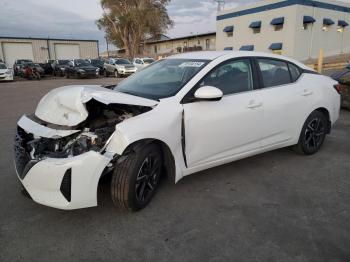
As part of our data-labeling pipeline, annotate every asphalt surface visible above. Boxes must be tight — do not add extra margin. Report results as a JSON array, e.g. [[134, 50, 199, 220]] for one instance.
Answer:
[[0, 77, 349, 262]]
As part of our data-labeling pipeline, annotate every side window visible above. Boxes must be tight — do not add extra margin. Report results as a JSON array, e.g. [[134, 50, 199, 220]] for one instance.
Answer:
[[288, 63, 301, 82], [258, 59, 291, 88], [199, 59, 254, 95]]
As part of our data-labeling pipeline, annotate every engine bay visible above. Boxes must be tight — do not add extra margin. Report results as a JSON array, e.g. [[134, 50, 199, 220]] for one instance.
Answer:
[[18, 100, 152, 160]]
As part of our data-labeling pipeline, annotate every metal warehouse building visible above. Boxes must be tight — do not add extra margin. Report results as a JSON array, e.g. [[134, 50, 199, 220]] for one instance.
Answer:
[[216, 0, 350, 61], [0, 37, 99, 66]]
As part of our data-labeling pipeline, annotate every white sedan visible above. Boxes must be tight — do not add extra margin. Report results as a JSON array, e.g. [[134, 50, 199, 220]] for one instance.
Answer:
[[14, 51, 340, 211], [0, 62, 14, 81]]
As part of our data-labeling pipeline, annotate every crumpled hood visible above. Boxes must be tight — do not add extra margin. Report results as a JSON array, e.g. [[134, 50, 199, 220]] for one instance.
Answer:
[[35, 85, 158, 126]]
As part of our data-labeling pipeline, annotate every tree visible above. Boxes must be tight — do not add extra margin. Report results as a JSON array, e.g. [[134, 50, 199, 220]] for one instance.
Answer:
[[97, 0, 173, 59]]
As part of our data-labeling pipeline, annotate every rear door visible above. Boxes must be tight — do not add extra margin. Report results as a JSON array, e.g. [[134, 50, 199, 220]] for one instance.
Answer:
[[255, 58, 308, 147]]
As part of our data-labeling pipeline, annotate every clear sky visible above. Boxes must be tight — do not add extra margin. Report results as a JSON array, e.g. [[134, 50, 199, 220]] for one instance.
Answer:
[[0, 0, 349, 51]]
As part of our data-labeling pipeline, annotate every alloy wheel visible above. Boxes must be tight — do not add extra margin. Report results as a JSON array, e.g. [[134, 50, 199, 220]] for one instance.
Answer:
[[304, 117, 325, 151], [135, 154, 160, 203]]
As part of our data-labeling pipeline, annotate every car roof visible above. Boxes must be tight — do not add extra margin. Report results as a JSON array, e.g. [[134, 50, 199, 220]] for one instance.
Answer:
[[167, 51, 311, 70]]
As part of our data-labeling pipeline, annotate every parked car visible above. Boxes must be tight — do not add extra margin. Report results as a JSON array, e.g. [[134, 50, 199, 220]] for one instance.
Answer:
[[13, 59, 33, 76], [104, 58, 137, 77], [132, 57, 155, 70], [86, 59, 105, 76], [65, 59, 99, 78], [331, 64, 350, 109], [52, 59, 71, 77], [39, 62, 54, 75], [0, 62, 14, 81], [14, 51, 340, 211], [20, 62, 44, 80], [19, 62, 45, 78]]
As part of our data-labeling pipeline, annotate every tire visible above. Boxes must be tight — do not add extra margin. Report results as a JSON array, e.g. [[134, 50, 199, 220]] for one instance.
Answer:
[[292, 111, 328, 155], [115, 70, 120, 78], [111, 143, 163, 211]]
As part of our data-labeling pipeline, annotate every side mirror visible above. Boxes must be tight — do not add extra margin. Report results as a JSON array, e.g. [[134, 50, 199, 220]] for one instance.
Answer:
[[194, 86, 223, 101]]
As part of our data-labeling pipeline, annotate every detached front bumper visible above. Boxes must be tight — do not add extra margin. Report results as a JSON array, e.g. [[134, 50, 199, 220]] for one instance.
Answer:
[[15, 116, 111, 210]]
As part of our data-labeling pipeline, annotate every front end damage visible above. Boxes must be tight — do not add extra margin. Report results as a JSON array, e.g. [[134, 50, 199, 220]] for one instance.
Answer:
[[14, 85, 156, 209]]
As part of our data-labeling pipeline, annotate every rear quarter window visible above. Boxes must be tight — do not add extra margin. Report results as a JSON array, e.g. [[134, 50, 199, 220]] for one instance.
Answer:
[[257, 59, 291, 88], [288, 63, 302, 82]]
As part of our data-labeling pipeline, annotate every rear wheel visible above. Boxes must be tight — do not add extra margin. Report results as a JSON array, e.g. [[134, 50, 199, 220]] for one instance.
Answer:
[[292, 111, 328, 155], [111, 143, 162, 211]]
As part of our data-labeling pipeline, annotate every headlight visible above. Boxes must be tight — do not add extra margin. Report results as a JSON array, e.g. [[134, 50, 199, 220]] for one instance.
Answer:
[[78, 69, 85, 73], [5, 69, 11, 74], [60, 68, 65, 71], [96, 68, 100, 72]]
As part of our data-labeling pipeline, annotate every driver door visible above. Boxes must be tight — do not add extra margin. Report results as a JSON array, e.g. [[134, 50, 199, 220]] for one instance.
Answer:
[[183, 58, 264, 168]]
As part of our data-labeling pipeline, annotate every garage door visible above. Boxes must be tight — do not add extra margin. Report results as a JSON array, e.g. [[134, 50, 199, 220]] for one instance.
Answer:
[[54, 44, 80, 59], [2, 42, 34, 67]]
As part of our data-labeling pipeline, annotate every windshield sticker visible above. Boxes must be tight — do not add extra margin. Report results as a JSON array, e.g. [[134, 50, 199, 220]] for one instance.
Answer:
[[179, 62, 205, 68]]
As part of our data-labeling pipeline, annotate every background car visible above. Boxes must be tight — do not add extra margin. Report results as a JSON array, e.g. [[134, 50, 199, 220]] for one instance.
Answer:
[[0, 62, 14, 81], [132, 57, 155, 70], [65, 59, 99, 78], [19, 62, 45, 79], [331, 64, 350, 109], [104, 58, 137, 77], [19, 62, 45, 78], [86, 58, 105, 76], [13, 59, 33, 76], [52, 59, 71, 77]]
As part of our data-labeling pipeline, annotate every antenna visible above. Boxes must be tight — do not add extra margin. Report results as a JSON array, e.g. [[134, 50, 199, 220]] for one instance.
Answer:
[[214, 0, 225, 12]]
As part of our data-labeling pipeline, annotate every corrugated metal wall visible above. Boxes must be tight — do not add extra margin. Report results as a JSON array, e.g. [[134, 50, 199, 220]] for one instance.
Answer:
[[0, 38, 98, 64]]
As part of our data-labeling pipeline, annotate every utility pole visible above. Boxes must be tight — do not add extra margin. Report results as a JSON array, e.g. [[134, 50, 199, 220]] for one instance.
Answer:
[[214, 0, 225, 12], [105, 36, 110, 58]]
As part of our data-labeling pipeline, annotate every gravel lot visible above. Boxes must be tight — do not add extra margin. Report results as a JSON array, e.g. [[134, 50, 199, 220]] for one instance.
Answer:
[[0, 77, 349, 262]]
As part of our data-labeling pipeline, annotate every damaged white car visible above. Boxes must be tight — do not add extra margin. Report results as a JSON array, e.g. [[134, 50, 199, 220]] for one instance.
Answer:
[[14, 51, 340, 211]]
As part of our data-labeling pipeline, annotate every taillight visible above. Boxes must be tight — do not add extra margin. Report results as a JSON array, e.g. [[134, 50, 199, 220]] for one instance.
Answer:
[[334, 84, 344, 94]]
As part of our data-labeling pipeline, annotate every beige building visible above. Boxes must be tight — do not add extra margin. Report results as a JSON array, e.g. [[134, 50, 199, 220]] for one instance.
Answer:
[[0, 37, 99, 66], [216, 0, 350, 61], [145, 32, 216, 58]]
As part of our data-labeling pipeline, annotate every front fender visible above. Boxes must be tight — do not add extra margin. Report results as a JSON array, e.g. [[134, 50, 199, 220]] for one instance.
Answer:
[[104, 102, 186, 183]]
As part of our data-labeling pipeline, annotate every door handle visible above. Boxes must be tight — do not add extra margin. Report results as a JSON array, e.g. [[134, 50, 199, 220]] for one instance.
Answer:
[[247, 101, 263, 109], [302, 89, 313, 96]]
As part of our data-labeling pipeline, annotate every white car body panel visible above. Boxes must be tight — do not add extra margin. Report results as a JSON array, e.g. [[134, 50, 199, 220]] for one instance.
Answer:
[[17, 151, 110, 210], [14, 51, 340, 210], [18, 115, 80, 138], [0, 63, 14, 81], [35, 85, 158, 126]]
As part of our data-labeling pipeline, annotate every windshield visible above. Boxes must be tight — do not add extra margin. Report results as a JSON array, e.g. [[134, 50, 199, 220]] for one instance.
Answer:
[[0, 63, 7, 69], [143, 58, 155, 64], [116, 59, 209, 100], [115, 59, 131, 65], [75, 59, 91, 66], [58, 60, 70, 65], [91, 59, 104, 66]]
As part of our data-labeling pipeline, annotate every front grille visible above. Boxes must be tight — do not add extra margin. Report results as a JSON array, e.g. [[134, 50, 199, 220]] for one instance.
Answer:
[[14, 127, 31, 179], [125, 65, 134, 69], [60, 169, 72, 202]]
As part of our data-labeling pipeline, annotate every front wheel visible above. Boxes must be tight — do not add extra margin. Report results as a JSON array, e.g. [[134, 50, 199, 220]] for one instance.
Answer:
[[292, 111, 328, 155], [114, 70, 120, 78], [111, 143, 162, 211]]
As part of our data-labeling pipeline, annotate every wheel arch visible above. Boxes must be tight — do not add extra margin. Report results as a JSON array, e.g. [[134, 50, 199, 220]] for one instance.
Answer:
[[120, 138, 176, 183], [314, 107, 331, 133]]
